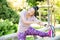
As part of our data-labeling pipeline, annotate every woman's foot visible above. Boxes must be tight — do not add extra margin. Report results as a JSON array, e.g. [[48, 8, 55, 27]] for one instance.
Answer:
[[48, 30, 52, 37], [48, 25, 55, 37]]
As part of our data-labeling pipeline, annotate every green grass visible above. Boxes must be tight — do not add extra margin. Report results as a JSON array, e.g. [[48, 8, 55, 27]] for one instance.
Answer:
[[26, 37, 34, 40]]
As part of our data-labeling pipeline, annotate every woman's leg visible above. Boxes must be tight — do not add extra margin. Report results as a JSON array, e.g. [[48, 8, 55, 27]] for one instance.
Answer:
[[17, 32, 26, 40], [17, 27, 52, 40], [25, 27, 49, 37]]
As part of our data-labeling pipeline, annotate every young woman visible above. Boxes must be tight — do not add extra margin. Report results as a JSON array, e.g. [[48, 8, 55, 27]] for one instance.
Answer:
[[17, 6, 53, 40]]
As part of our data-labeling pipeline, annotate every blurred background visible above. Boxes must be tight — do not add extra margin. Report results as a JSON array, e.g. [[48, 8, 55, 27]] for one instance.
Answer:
[[0, 0, 60, 40]]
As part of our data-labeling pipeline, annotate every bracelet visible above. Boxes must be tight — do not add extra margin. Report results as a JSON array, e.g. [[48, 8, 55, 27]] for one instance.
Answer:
[[44, 24, 47, 27]]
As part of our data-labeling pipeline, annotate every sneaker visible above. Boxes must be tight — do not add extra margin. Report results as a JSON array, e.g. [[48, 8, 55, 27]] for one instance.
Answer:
[[48, 25, 55, 37]]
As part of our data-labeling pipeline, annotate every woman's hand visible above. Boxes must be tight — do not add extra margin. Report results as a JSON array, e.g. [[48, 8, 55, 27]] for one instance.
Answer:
[[36, 22, 49, 27]]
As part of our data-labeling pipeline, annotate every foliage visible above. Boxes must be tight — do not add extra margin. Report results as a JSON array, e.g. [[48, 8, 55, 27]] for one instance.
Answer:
[[27, 0, 44, 6], [0, 0, 19, 24], [0, 0, 60, 36], [40, 8, 48, 21], [0, 0, 19, 36], [0, 19, 17, 36], [54, 8, 60, 24]]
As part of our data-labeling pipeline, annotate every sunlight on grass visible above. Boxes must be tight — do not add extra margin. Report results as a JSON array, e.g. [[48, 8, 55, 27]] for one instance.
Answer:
[[55, 29, 60, 36], [26, 37, 34, 40]]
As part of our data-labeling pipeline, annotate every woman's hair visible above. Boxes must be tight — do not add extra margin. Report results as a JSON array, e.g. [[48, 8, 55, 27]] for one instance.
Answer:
[[33, 6, 39, 17]]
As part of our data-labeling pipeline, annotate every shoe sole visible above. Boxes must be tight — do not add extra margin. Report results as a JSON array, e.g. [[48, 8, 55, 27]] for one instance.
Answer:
[[50, 25, 55, 37]]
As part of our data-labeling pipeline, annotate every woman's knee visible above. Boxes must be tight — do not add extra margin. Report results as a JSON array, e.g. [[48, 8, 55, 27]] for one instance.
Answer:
[[17, 32, 26, 39]]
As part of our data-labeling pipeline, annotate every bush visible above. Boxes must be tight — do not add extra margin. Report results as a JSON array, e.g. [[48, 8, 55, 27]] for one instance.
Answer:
[[0, 0, 19, 36], [0, 0, 19, 24], [0, 19, 18, 36], [27, 0, 44, 6]]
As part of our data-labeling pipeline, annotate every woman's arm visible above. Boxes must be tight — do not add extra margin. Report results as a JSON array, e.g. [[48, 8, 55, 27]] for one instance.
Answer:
[[37, 21, 47, 26], [33, 16, 47, 26]]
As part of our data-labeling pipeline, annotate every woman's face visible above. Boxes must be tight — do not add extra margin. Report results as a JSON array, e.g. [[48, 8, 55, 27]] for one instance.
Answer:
[[27, 8, 35, 16]]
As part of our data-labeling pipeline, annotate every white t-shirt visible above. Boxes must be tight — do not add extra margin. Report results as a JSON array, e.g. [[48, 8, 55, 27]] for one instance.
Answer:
[[18, 10, 40, 33]]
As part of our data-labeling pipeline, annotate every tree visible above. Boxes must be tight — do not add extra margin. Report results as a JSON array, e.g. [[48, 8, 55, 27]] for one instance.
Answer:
[[0, 0, 19, 24]]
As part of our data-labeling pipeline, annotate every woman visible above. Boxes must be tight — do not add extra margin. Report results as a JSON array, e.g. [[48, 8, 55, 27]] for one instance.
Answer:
[[17, 6, 53, 40]]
